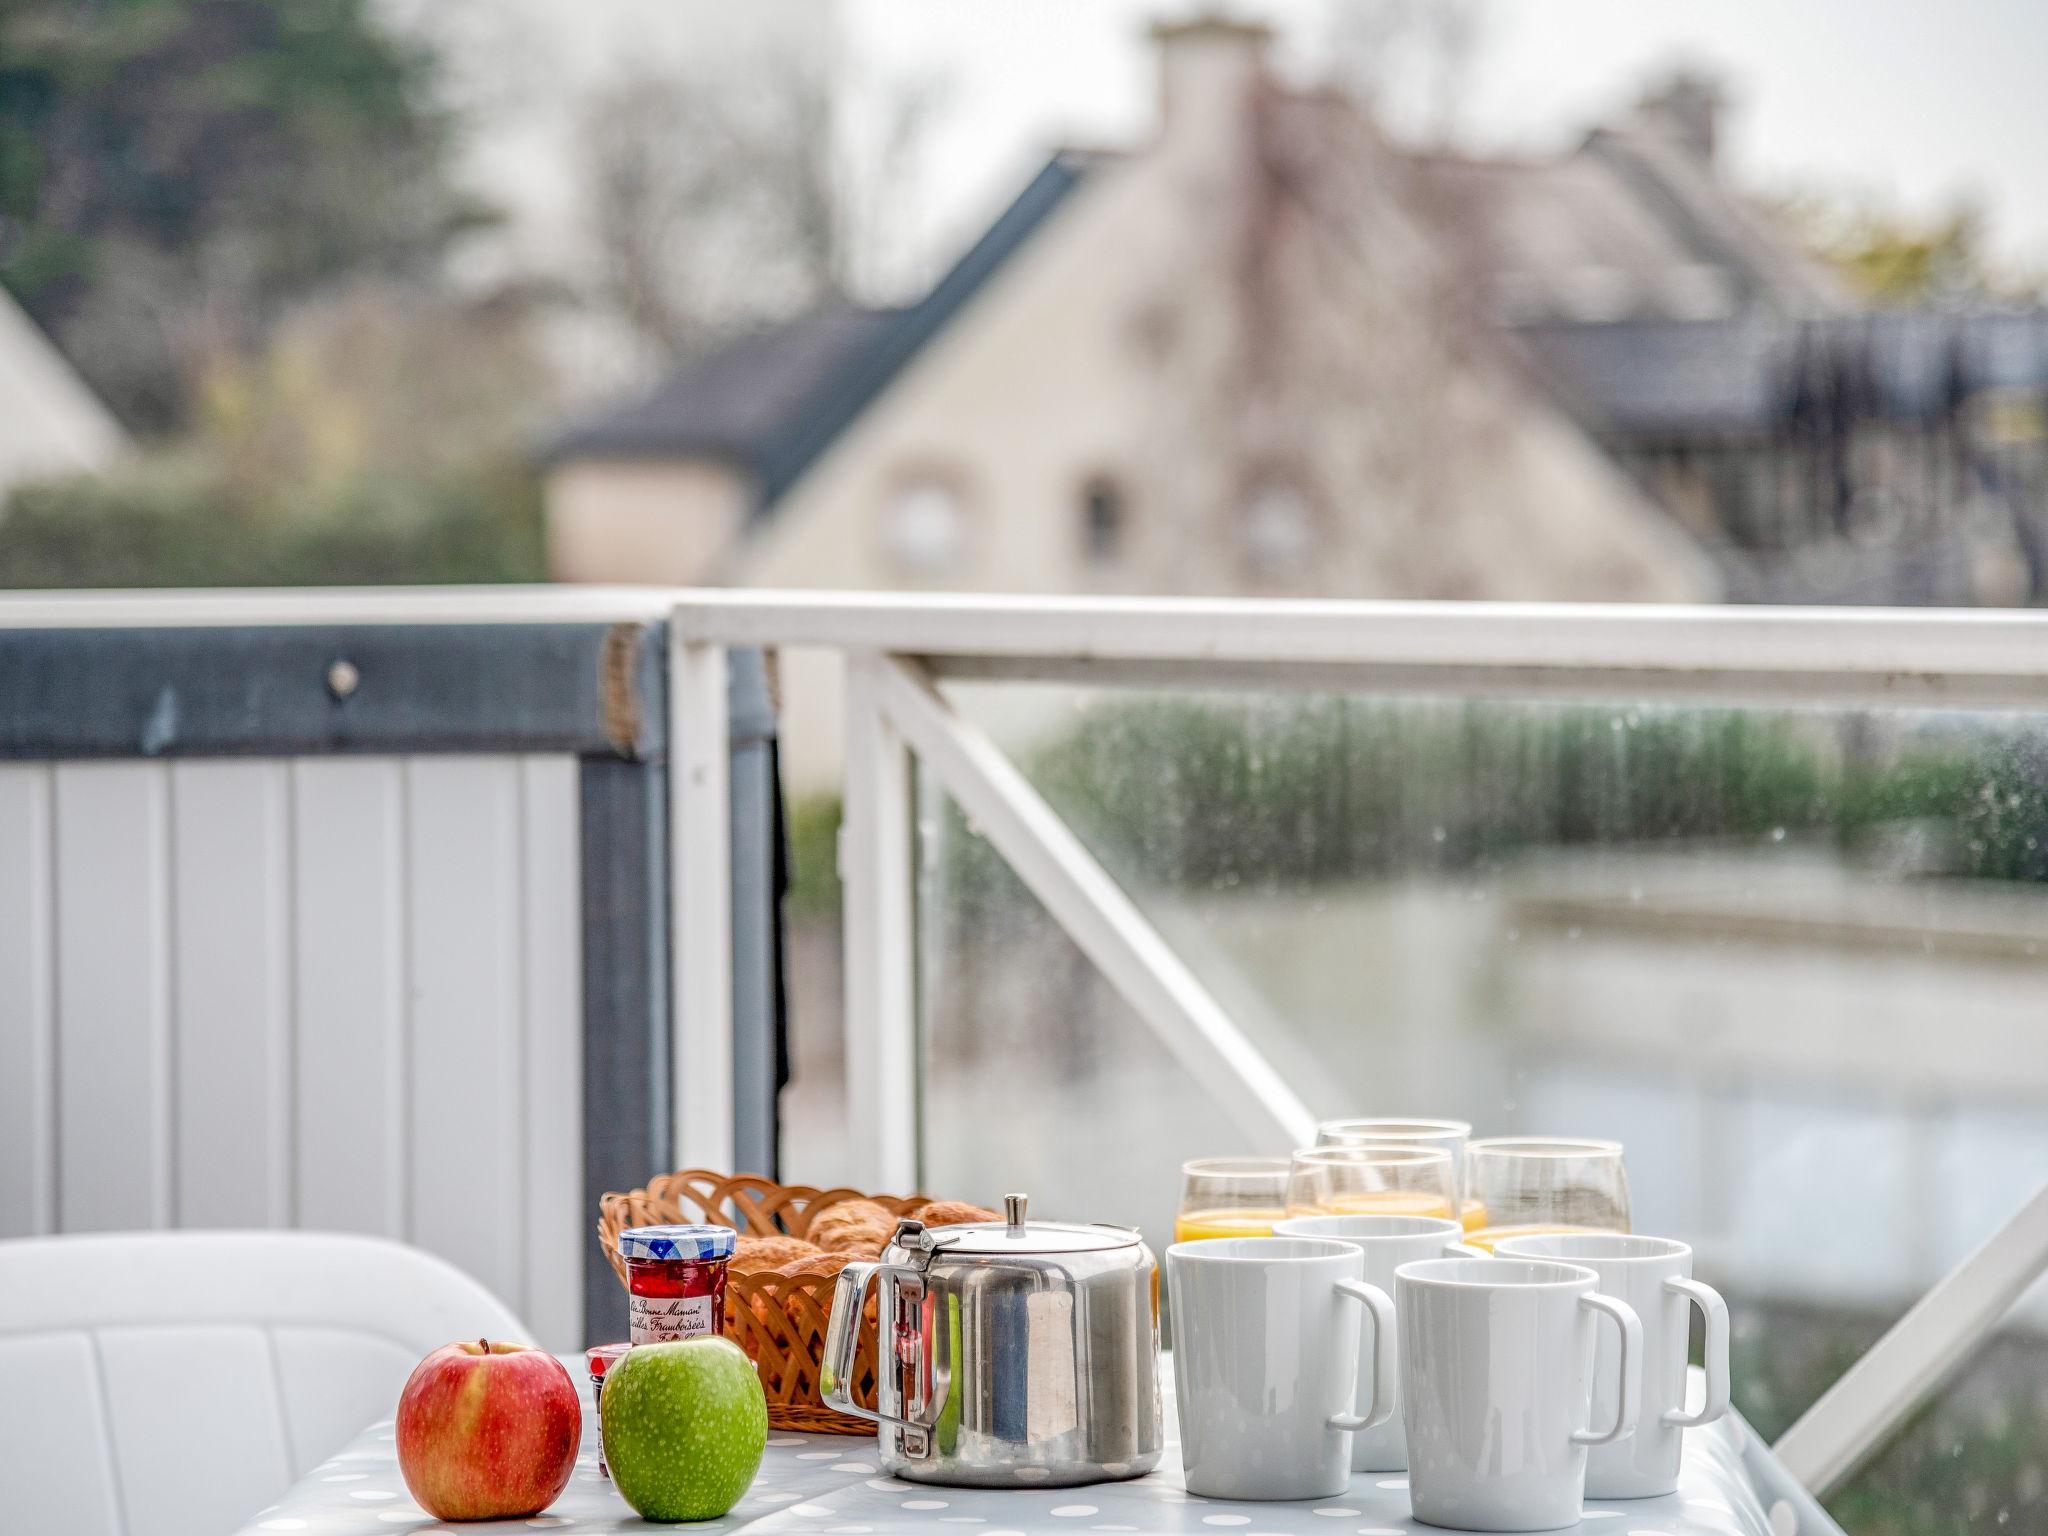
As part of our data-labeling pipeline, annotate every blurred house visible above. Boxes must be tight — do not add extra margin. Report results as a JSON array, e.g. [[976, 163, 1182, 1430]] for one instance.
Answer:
[[542, 20, 2048, 780], [545, 20, 1724, 780], [0, 290, 127, 498], [1417, 71, 1848, 326], [1420, 74, 2048, 606], [545, 20, 1715, 614], [1521, 308, 2048, 605]]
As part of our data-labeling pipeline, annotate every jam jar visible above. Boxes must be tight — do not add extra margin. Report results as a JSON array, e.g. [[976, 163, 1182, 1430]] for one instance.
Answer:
[[585, 1342, 629, 1476], [618, 1224, 737, 1344]]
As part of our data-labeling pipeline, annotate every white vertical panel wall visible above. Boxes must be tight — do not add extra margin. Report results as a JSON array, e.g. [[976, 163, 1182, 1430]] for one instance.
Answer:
[[406, 758, 526, 1312], [0, 765, 56, 1237], [518, 757, 584, 1348], [171, 762, 291, 1228], [54, 764, 174, 1233], [0, 754, 585, 1350], [292, 759, 407, 1238]]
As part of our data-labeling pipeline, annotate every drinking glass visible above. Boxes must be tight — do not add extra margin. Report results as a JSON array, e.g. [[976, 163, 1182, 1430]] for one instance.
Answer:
[[1463, 1136, 1631, 1251], [1285, 1144, 1459, 1221], [1177, 1157, 1290, 1243], [1316, 1117, 1480, 1232]]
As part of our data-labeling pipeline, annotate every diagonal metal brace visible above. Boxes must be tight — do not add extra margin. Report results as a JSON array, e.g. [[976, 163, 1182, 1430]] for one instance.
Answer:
[[1775, 1179, 2048, 1495], [868, 652, 1317, 1151]]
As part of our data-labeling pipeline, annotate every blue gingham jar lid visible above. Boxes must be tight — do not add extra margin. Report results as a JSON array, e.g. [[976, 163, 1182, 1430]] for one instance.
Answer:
[[617, 1224, 737, 1262]]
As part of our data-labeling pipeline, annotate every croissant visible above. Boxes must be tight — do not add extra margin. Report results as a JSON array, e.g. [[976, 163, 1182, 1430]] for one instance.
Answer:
[[910, 1200, 1000, 1228], [733, 1234, 825, 1270], [809, 1198, 899, 1257]]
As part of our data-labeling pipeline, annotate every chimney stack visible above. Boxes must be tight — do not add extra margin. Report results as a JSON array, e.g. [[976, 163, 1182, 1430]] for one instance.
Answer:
[[1152, 14, 1273, 168], [1634, 70, 1724, 166]]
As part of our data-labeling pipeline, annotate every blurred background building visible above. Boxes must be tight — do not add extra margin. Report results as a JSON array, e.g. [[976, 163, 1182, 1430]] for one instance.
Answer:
[[543, 20, 1714, 612], [538, 17, 2048, 781], [0, 287, 125, 498], [544, 24, 2048, 625]]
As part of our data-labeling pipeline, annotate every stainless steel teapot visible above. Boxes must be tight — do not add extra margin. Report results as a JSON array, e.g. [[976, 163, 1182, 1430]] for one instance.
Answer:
[[820, 1193, 1162, 1488]]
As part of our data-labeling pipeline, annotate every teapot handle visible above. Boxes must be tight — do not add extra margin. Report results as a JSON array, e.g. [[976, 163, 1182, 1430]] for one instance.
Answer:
[[820, 1262, 881, 1421], [820, 1261, 949, 1450]]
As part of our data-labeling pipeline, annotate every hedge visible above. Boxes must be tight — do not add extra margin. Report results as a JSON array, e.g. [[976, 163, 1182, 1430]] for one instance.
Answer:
[[0, 463, 545, 588]]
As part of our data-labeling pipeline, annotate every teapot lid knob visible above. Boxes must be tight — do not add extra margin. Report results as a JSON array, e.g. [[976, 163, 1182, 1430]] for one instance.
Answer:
[[1004, 1193, 1028, 1236]]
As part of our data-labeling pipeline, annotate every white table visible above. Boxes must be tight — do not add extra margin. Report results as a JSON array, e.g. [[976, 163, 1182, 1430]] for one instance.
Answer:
[[232, 1359, 1842, 1536]]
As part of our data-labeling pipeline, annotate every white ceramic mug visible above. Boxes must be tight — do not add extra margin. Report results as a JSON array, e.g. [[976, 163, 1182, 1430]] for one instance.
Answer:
[[1395, 1257, 1642, 1532], [1273, 1213, 1484, 1472], [1166, 1236, 1397, 1501], [1495, 1232, 1730, 1498]]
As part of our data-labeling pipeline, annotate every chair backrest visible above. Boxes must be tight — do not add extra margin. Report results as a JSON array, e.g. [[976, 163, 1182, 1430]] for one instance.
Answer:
[[0, 1230, 529, 1536]]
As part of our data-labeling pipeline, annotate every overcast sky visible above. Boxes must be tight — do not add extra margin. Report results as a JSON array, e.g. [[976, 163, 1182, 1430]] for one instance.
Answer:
[[850, 0, 2048, 283]]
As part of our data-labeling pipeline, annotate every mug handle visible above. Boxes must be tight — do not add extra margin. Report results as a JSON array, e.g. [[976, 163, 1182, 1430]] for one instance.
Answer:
[[1662, 1277, 1731, 1428], [1328, 1278, 1397, 1432], [1571, 1291, 1643, 1447]]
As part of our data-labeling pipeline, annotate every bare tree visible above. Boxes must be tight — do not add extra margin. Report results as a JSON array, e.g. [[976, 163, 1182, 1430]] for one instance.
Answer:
[[578, 46, 941, 363]]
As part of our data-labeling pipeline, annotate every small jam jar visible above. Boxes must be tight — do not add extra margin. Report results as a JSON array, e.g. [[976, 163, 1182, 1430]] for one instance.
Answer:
[[585, 1342, 629, 1476], [617, 1224, 736, 1344]]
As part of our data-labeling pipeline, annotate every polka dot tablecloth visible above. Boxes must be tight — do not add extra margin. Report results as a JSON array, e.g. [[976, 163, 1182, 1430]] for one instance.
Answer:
[[230, 1360, 1841, 1536]]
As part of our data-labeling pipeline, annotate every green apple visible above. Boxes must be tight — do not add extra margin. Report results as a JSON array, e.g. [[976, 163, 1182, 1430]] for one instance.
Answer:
[[601, 1337, 768, 1522], [935, 1292, 961, 1457]]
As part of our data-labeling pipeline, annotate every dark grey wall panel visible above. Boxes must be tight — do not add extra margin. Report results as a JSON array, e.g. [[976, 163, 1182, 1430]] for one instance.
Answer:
[[726, 648, 784, 1181], [579, 755, 671, 1346], [0, 622, 667, 760]]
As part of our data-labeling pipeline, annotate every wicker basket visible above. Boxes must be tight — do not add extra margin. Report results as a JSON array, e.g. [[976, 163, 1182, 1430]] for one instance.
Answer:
[[598, 1169, 929, 1435]]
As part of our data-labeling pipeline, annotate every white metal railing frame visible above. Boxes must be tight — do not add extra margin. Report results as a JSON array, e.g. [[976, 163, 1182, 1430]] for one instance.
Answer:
[[668, 587, 2048, 1502], [0, 585, 677, 629]]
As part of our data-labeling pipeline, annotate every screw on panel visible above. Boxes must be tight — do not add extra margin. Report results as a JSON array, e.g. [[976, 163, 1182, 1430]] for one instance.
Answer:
[[327, 659, 360, 699]]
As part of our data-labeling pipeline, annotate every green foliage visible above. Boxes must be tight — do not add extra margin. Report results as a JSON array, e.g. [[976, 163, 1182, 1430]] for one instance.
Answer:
[[0, 459, 544, 587], [1835, 739, 2048, 884], [0, 0, 480, 426], [784, 794, 843, 919], [792, 698, 2048, 929], [1951, 737, 2048, 882], [1732, 1303, 2048, 1536], [1027, 696, 1843, 890], [190, 282, 557, 494], [1774, 191, 2044, 304]]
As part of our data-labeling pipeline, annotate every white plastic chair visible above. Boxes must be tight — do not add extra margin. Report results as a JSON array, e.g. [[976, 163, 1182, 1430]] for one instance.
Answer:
[[0, 1230, 530, 1536]]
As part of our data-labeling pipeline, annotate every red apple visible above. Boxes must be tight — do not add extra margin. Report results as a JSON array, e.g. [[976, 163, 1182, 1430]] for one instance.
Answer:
[[396, 1338, 581, 1520]]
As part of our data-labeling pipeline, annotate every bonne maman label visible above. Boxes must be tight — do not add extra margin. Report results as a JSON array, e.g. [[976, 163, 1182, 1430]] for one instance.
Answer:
[[629, 1292, 714, 1343]]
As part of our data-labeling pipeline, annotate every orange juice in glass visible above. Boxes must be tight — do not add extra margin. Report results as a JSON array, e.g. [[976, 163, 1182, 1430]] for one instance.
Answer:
[[1175, 1158, 1289, 1245], [1464, 1137, 1630, 1251], [1317, 1118, 1482, 1230], [1320, 1188, 1457, 1219], [1173, 1206, 1289, 1241], [1286, 1144, 1458, 1222], [1462, 1222, 1600, 1254]]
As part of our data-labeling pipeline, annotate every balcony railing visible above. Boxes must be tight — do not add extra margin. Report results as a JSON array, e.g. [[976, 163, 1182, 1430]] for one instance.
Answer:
[[8, 585, 2048, 1503], [669, 588, 2048, 1503]]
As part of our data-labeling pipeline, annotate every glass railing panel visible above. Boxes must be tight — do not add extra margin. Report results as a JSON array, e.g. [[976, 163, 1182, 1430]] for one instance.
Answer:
[[908, 681, 2048, 1523]]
